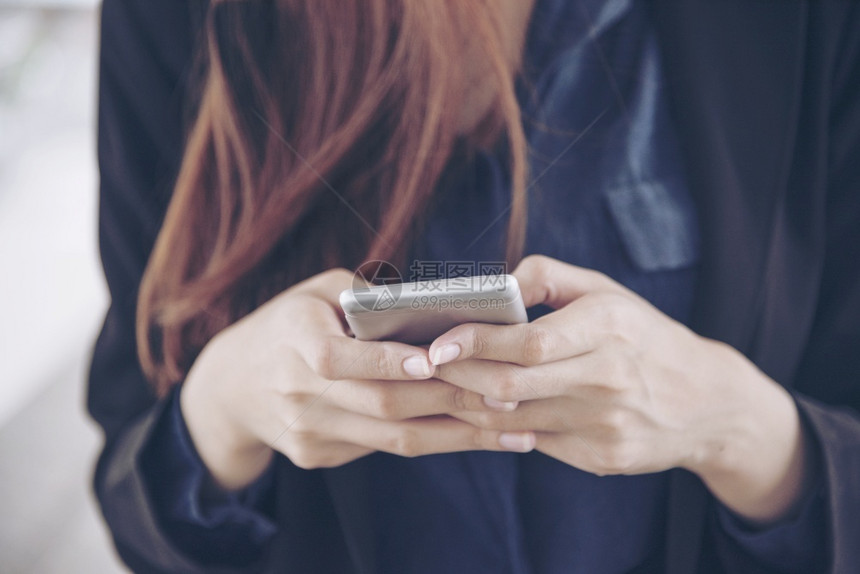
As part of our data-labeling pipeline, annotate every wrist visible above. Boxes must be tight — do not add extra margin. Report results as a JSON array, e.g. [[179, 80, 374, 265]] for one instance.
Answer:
[[180, 343, 273, 491], [684, 343, 814, 526]]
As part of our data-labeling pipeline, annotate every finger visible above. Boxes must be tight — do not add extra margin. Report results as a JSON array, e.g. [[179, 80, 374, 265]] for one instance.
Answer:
[[429, 295, 616, 366], [291, 267, 357, 303], [512, 255, 628, 309], [302, 335, 435, 381], [326, 378, 510, 421], [451, 396, 601, 433], [328, 411, 536, 455], [433, 359, 550, 402], [429, 319, 575, 367], [434, 352, 609, 402]]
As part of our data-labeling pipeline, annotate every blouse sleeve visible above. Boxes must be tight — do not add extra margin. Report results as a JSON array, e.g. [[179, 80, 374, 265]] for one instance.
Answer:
[[790, 5, 860, 571], [86, 0, 270, 571], [753, 5, 860, 572]]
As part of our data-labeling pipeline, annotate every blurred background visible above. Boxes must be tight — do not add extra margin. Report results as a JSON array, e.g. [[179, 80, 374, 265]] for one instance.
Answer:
[[0, 0, 127, 571]]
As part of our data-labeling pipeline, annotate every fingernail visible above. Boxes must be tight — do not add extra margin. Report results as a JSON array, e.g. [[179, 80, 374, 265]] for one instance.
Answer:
[[499, 432, 536, 452], [483, 396, 519, 411], [431, 343, 461, 365], [403, 355, 431, 378]]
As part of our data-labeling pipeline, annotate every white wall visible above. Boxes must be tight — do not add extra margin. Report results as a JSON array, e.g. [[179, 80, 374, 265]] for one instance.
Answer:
[[0, 5, 126, 572]]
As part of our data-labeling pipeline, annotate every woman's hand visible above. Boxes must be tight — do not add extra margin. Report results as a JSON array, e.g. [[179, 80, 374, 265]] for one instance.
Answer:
[[429, 255, 815, 525], [180, 268, 516, 491]]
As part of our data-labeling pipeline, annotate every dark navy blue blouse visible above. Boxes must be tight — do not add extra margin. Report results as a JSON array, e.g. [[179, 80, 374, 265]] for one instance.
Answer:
[[142, 1, 825, 572]]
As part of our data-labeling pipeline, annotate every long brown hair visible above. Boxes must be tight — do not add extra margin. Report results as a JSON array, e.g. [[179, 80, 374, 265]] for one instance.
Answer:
[[137, 0, 529, 395]]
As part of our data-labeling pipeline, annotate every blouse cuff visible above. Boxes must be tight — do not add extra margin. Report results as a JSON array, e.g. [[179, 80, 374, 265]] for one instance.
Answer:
[[713, 459, 828, 572], [140, 385, 278, 568]]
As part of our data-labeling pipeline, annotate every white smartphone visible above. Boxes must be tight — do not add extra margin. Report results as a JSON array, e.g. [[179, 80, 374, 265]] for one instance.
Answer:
[[339, 274, 528, 344]]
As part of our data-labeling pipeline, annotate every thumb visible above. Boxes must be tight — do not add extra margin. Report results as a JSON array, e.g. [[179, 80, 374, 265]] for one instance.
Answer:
[[512, 255, 623, 309]]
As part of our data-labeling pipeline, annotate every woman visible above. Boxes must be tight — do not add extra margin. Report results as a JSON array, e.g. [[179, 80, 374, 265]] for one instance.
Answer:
[[90, 0, 860, 572]]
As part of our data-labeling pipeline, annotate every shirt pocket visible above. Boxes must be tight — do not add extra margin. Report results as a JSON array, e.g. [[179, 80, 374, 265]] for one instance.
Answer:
[[603, 177, 700, 271]]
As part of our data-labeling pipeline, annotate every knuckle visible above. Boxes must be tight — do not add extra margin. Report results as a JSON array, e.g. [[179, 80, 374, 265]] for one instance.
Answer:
[[600, 300, 627, 334], [371, 345, 400, 378], [605, 294, 640, 332], [368, 389, 400, 420], [287, 442, 321, 470], [281, 391, 307, 413], [601, 445, 635, 475], [586, 267, 614, 289], [309, 336, 337, 379], [466, 326, 489, 357], [473, 411, 501, 430], [521, 325, 554, 366], [494, 370, 524, 402], [389, 428, 423, 458], [448, 386, 470, 412], [598, 409, 629, 439], [523, 254, 550, 281]]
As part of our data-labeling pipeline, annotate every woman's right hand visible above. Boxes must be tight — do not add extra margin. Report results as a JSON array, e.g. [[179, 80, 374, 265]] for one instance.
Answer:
[[179, 268, 527, 490]]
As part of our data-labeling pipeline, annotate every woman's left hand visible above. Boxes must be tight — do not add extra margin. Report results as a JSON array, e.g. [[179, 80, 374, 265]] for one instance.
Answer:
[[429, 255, 814, 525]]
